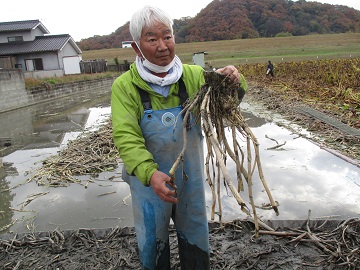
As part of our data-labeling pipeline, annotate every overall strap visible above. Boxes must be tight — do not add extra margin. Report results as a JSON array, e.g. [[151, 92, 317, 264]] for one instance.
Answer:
[[136, 78, 188, 110], [177, 78, 188, 109], [137, 87, 152, 110]]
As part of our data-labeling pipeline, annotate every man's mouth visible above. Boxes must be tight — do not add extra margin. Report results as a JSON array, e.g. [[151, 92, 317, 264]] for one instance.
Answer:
[[157, 54, 169, 59]]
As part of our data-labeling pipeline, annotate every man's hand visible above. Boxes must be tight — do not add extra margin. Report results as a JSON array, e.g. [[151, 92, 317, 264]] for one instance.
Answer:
[[215, 65, 241, 84], [150, 170, 178, 203]]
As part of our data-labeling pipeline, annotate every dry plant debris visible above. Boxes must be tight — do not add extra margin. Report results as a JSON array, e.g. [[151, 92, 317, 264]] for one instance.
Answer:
[[29, 121, 119, 187], [239, 58, 360, 162], [1, 218, 358, 269]]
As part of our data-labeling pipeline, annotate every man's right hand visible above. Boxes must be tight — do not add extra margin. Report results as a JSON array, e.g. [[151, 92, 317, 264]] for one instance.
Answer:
[[150, 170, 178, 203]]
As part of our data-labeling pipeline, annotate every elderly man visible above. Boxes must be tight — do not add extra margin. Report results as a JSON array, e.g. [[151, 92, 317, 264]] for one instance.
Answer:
[[111, 5, 247, 269]]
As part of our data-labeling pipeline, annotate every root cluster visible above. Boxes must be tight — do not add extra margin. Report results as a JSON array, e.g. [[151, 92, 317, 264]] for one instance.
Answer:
[[169, 72, 279, 235]]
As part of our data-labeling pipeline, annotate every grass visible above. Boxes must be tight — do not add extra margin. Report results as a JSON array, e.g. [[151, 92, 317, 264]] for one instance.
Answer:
[[81, 33, 360, 67], [29, 33, 358, 86]]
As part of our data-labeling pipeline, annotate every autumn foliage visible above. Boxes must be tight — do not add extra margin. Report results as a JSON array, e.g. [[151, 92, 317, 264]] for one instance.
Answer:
[[78, 0, 360, 51]]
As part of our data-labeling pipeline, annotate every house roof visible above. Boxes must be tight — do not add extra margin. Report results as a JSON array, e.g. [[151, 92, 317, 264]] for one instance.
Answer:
[[0, 34, 82, 55], [0, 19, 50, 34]]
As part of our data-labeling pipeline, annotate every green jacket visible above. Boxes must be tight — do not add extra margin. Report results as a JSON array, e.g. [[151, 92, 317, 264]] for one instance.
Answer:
[[111, 62, 247, 186]]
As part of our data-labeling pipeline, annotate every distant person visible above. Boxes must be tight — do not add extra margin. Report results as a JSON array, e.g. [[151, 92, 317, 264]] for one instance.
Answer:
[[266, 60, 274, 77], [111, 5, 247, 269]]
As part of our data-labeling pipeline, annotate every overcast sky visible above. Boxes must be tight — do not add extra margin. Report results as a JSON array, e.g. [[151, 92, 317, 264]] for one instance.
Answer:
[[2, 0, 359, 42]]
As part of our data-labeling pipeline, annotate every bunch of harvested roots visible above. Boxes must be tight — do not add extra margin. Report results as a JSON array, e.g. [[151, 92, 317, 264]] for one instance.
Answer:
[[170, 71, 279, 235], [29, 121, 119, 187]]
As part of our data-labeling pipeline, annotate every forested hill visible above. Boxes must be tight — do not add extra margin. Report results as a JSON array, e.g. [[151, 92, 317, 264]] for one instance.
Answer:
[[78, 0, 360, 51]]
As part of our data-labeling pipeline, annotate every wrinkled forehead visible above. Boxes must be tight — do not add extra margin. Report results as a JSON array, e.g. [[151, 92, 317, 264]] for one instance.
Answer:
[[141, 21, 172, 37]]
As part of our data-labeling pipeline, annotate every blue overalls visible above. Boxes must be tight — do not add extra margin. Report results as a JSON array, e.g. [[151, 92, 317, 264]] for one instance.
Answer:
[[122, 83, 210, 269]]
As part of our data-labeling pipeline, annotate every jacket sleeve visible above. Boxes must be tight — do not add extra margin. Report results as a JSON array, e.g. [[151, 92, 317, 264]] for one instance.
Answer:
[[111, 75, 158, 186]]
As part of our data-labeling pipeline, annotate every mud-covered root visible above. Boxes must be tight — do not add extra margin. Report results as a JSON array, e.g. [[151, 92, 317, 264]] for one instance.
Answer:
[[170, 71, 279, 235]]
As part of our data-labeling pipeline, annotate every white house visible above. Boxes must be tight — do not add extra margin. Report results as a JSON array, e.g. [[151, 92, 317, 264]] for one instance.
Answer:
[[0, 19, 82, 78]]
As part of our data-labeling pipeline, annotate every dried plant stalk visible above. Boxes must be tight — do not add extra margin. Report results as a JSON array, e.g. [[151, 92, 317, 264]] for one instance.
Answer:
[[29, 121, 119, 186], [169, 71, 279, 235]]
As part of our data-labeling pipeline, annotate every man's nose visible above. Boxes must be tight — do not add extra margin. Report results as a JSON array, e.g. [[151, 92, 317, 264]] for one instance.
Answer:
[[157, 39, 168, 50]]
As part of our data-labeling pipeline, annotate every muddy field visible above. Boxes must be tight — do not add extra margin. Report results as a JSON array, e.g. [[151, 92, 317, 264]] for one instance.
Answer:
[[1, 218, 359, 269], [1, 81, 359, 269], [245, 81, 360, 164]]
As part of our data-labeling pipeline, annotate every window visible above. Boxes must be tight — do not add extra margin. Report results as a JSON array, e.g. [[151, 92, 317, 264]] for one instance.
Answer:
[[25, 58, 44, 71], [7, 36, 23, 42]]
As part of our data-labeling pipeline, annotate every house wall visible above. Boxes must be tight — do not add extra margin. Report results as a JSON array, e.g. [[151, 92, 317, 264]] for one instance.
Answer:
[[58, 42, 81, 68], [0, 29, 43, 43], [0, 68, 116, 113], [60, 42, 79, 58], [30, 28, 44, 39], [42, 52, 62, 70], [58, 43, 82, 75], [19, 48, 83, 78], [16, 51, 61, 71], [16, 51, 65, 78]]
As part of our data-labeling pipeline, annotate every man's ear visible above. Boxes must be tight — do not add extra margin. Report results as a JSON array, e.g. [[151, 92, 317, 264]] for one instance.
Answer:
[[131, 42, 142, 58]]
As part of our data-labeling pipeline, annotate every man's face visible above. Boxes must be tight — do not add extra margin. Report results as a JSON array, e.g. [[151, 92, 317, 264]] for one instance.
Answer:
[[136, 21, 175, 67]]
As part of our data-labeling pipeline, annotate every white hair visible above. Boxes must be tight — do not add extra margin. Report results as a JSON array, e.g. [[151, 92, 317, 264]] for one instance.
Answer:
[[129, 6, 174, 42]]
